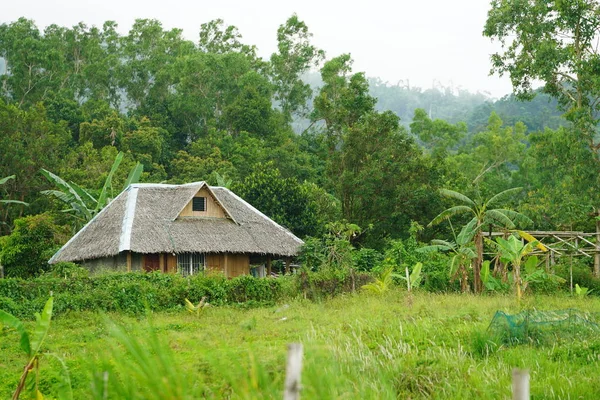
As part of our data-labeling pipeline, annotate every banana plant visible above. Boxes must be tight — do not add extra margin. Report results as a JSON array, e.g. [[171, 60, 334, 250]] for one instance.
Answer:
[[41, 152, 143, 230], [399, 262, 423, 292], [185, 297, 209, 317], [362, 266, 395, 294], [480, 260, 508, 292], [492, 234, 563, 300], [0, 175, 29, 207], [418, 237, 476, 292]]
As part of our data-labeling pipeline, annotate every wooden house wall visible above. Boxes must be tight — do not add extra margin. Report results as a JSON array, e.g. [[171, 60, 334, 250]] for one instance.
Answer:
[[179, 187, 226, 218], [82, 252, 250, 278]]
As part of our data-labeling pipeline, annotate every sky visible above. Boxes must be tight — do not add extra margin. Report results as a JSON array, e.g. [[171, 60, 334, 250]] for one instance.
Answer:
[[3, 0, 513, 98]]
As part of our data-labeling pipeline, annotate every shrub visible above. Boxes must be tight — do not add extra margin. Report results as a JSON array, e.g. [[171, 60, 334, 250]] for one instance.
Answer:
[[0, 213, 69, 278], [554, 260, 600, 294], [0, 272, 294, 319], [352, 248, 383, 272], [295, 268, 373, 301]]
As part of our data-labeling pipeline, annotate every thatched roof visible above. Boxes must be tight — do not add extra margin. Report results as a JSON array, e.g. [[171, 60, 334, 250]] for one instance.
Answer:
[[49, 182, 304, 263]]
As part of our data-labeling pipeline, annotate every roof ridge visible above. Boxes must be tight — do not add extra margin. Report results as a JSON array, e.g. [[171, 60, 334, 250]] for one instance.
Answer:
[[118, 186, 139, 251]]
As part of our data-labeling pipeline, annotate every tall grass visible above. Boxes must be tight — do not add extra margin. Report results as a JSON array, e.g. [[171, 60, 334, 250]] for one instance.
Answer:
[[1, 291, 600, 398]]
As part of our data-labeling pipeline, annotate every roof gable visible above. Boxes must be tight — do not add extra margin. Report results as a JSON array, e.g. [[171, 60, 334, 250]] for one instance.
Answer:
[[175, 184, 237, 223]]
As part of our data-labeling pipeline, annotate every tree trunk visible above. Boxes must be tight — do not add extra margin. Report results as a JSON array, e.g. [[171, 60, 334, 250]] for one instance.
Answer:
[[474, 231, 483, 293]]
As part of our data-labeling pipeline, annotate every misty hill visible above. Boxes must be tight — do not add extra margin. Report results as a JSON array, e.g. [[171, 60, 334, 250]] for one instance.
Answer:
[[301, 72, 566, 134]]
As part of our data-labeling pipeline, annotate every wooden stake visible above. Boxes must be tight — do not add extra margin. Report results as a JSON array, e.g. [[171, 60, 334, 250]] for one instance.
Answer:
[[512, 369, 530, 400], [595, 209, 600, 277], [267, 256, 272, 277], [126, 251, 132, 272], [284, 343, 303, 400]]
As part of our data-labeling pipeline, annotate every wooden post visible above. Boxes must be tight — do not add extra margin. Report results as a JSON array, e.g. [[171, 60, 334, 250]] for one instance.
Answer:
[[267, 256, 272, 277], [595, 210, 600, 277], [285, 258, 291, 275], [159, 253, 165, 273], [283, 343, 303, 400], [224, 254, 229, 278], [512, 369, 529, 400], [126, 251, 132, 272]]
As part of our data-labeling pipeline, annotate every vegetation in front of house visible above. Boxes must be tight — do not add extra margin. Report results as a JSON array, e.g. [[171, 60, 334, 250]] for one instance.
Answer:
[[2, 292, 600, 399]]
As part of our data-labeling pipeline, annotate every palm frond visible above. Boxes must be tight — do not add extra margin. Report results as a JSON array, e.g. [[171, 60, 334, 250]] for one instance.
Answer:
[[123, 162, 144, 191], [485, 187, 523, 208], [70, 181, 97, 206], [0, 175, 15, 185], [428, 205, 474, 226], [0, 199, 28, 206], [457, 217, 478, 245], [485, 209, 516, 228], [431, 239, 457, 248], [439, 189, 476, 206], [495, 209, 533, 227], [97, 152, 124, 211], [417, 244, 452, 254]]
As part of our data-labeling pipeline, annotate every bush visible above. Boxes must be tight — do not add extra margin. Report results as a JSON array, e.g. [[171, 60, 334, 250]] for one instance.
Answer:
[[0, 271, 320, 318], [0, 213, 69, 278], [44, 262, 89, 279], [554, 260, 600, 294], [295, 268, 373, 301], [352, 248, 383, 272]]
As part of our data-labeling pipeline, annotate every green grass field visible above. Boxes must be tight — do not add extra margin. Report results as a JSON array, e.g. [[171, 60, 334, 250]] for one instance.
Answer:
[[2, 291, 600, 399]]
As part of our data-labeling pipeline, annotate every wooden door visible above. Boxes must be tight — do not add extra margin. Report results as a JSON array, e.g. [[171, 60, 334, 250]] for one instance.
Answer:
[[143, 254, 160, 272]]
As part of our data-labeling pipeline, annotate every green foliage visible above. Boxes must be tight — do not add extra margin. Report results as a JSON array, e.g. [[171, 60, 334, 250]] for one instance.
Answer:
[[480, 260, 508, 292], [234, 162, 318, 237], [296, 267, 372, 301], [0, 297, 70, 399], [0, 273, 291, 318], [0, 213, 67, 278], [429, 187, 531, 293], [352, 248, 383, 272], [41, 151, 144, 230], [576, 284, 593, 298], [362, 267, 394, 294], [399, 262, 423, 291], [270, 14, 324, 121], [484, 0, 600, 159], [44, 262, 89, 279]]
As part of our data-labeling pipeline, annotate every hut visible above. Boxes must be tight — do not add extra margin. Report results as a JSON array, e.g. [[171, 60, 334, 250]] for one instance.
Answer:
[[49, 182, 304, 277]]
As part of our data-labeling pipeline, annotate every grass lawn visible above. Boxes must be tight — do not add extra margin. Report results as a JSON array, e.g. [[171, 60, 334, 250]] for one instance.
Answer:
[[1, 291, 600, 399]]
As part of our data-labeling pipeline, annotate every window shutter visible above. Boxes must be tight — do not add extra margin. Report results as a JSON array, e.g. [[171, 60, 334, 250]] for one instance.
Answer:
[[192, 197, 206, 212]]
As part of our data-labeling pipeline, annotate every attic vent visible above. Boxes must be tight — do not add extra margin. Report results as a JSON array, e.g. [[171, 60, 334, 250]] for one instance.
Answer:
[[192, 197, 206, 212]]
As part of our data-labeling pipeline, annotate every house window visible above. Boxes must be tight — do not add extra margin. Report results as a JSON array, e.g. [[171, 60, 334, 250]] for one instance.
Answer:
[[177, 253, 205, 276], [192, 197, 206, 212]]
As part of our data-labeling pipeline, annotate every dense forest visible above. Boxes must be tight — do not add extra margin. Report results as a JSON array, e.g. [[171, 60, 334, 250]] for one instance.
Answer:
[[0, 11, 599, 277]]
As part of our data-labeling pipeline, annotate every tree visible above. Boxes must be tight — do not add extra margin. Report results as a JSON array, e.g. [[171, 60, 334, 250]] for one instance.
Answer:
[[410, 108, 467, 158], [234, 162, 317, 237], [428, 188, 531, 293], [0, 213, 68, 277], [484, 0, 600, 159], [270, 14, 324, 122], [312, 55, 441, 246], [517, 126, 598, 230]]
